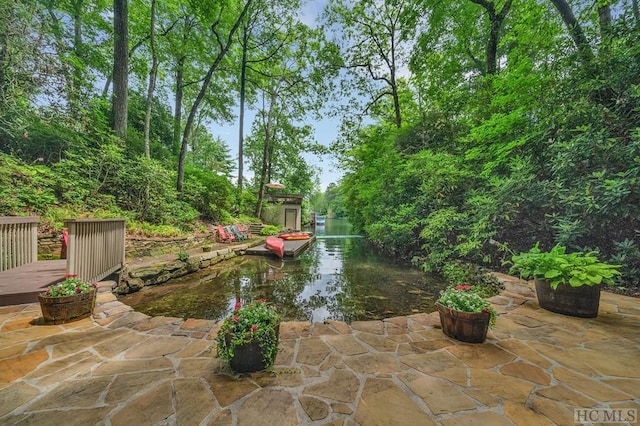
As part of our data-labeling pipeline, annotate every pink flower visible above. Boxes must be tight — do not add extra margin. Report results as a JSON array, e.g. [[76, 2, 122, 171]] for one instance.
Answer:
[[234, 301, 242, 312], [75, 286, 82, 293], [455, 285, 472, 291], [232, 316, 239, 322], [65, 273, 78, 278], [250, 325, 258, 332], [92, 282, 98, 288]]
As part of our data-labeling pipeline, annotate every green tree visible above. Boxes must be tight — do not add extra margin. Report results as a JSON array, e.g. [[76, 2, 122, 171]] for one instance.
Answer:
[[176, 0, 253, 194], [112, 0, 128, 139], [324, 0, 420, 128]]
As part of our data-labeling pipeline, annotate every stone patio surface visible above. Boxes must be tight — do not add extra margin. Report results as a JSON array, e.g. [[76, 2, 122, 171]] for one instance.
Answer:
[[1, 274, 639, 425]]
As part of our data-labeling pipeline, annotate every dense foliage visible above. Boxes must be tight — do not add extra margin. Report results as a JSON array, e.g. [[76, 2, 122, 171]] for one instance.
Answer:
[[329, 0, 640, 288], [0, 0, 335, 232]]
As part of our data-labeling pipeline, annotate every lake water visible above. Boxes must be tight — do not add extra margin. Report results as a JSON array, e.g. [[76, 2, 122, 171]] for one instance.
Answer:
[[119, 219, 448, 323]]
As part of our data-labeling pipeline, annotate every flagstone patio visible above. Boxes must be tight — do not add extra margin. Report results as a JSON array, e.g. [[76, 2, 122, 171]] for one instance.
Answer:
[[0, 274, 638, 425]]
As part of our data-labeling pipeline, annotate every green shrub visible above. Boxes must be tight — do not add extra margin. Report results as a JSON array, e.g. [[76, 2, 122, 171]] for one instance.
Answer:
[[441, 261, 503, 297], [260, 225, 281, 236]]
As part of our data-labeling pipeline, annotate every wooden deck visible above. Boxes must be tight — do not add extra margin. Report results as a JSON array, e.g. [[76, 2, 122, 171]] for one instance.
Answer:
[[0, 260, 66, 306], [246, 237, 315, 258]]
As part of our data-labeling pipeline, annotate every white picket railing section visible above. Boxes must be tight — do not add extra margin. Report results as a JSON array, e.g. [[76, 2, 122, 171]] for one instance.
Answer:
[[64, 218, 126, 283], [0, 217, 39, 272]]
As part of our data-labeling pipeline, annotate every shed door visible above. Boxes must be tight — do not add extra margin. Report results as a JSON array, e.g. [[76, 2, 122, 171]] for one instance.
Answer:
[[285, 209, 297, 229]]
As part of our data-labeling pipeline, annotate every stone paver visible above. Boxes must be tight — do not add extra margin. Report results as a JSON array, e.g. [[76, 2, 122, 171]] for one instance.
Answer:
[[0, 277, 638, 425]]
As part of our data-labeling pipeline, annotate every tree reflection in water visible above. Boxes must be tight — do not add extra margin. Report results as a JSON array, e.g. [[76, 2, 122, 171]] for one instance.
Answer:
[[120, 220, 448, 323]]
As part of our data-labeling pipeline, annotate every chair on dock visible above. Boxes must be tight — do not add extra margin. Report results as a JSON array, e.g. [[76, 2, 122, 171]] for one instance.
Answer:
[[217, 225, 235, 243], [229, 225, 245, 241], [232, 224, 252, 240], [237, 223, 252, 239]]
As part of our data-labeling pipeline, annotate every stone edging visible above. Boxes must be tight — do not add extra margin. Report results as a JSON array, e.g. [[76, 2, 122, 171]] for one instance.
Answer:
[[116, 241, 259, 295], [94, 272, 537, 342]]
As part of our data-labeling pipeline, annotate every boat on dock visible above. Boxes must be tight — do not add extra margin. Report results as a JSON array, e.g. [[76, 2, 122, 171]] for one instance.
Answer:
[[265, 236, 285, 258], [247, 235, 315, 258], [279, 232, 312, 240]]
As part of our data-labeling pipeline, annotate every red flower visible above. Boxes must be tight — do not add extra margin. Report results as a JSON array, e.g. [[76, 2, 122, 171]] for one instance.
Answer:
[[75, 286, 82, 293], [234, 301, 242, 312], [65, 273, 78, 278], [232, 316, 239, 322], [250, 325, 258, 332], [455, 285, 472, 291], [92, 282, 98, 288]]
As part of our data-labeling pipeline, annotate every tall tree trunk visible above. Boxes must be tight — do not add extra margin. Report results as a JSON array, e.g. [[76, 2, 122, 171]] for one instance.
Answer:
[[144, 0, 158, 158], [71, 0, 83, 114], [112, 0, 129, 139], [255, 89, 279, 219], [389, 28, 401, 128], [470, 0, 513, 75], [633, 0, 640, 27], [597, 3, 611, 36], [177, 0, 252, 194], [238, 24, 249, 192], [0, 31, 7, 102], [597, 3, 612, 55], [549, 0, 594, 65], [173, 55, 184, 157], [103, 17, 180, 100]]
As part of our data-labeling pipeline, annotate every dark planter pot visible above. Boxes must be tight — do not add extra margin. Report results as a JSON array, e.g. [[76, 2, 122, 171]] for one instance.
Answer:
[[229, 340, 272, 373], [38, 289, 96, 324], [535, 279, 601, 318], [226, 323, 280, 373], [436, 303, 490, 343]]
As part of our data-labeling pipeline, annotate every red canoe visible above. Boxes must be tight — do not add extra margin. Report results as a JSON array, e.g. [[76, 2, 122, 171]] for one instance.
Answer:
[[279, 232, 312, 240], [265, 236, 284, 258]]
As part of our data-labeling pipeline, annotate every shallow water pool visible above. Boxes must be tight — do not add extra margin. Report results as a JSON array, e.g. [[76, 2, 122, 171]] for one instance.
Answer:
[[119, 219, 448, 323]]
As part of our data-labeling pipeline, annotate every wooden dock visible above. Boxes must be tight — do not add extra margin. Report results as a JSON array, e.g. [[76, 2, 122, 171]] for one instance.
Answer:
[[0, 260, 66, 306], [246, 237, 315, 258]]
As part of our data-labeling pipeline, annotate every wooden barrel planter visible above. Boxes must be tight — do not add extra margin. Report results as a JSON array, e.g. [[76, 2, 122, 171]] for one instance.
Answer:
[[38, 289, 96, 324], [535, 279, 601, 318], [436, 303, 490, 343]]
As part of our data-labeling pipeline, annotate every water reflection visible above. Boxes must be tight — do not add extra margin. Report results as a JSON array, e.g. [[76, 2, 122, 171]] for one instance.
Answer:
[[119, 219, 448, 323]]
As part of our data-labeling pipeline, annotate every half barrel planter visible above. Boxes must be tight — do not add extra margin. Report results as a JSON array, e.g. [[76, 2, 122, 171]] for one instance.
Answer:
[[436, 302, 491, 343], [38, 289, 97, 324], [535, 278, 601, 318]]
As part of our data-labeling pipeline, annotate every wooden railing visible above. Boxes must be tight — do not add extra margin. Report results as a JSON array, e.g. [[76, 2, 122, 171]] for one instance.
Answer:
[[64, 218, 126, 283], [0, 216, 39, 272]]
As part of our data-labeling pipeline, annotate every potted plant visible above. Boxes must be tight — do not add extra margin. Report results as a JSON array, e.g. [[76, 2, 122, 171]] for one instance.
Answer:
[[435, 285, 497, 343], [508, 243, 621, 318], [38, 275, 98, 324], [215, 299, 281, 373]]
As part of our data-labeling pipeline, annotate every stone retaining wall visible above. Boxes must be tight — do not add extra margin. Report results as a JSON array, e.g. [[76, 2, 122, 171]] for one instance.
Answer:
[[125, 234, 217, 259], [116, 243, 253, 295], [38, 233, 63, 259], [37, 232, 218, 260]]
